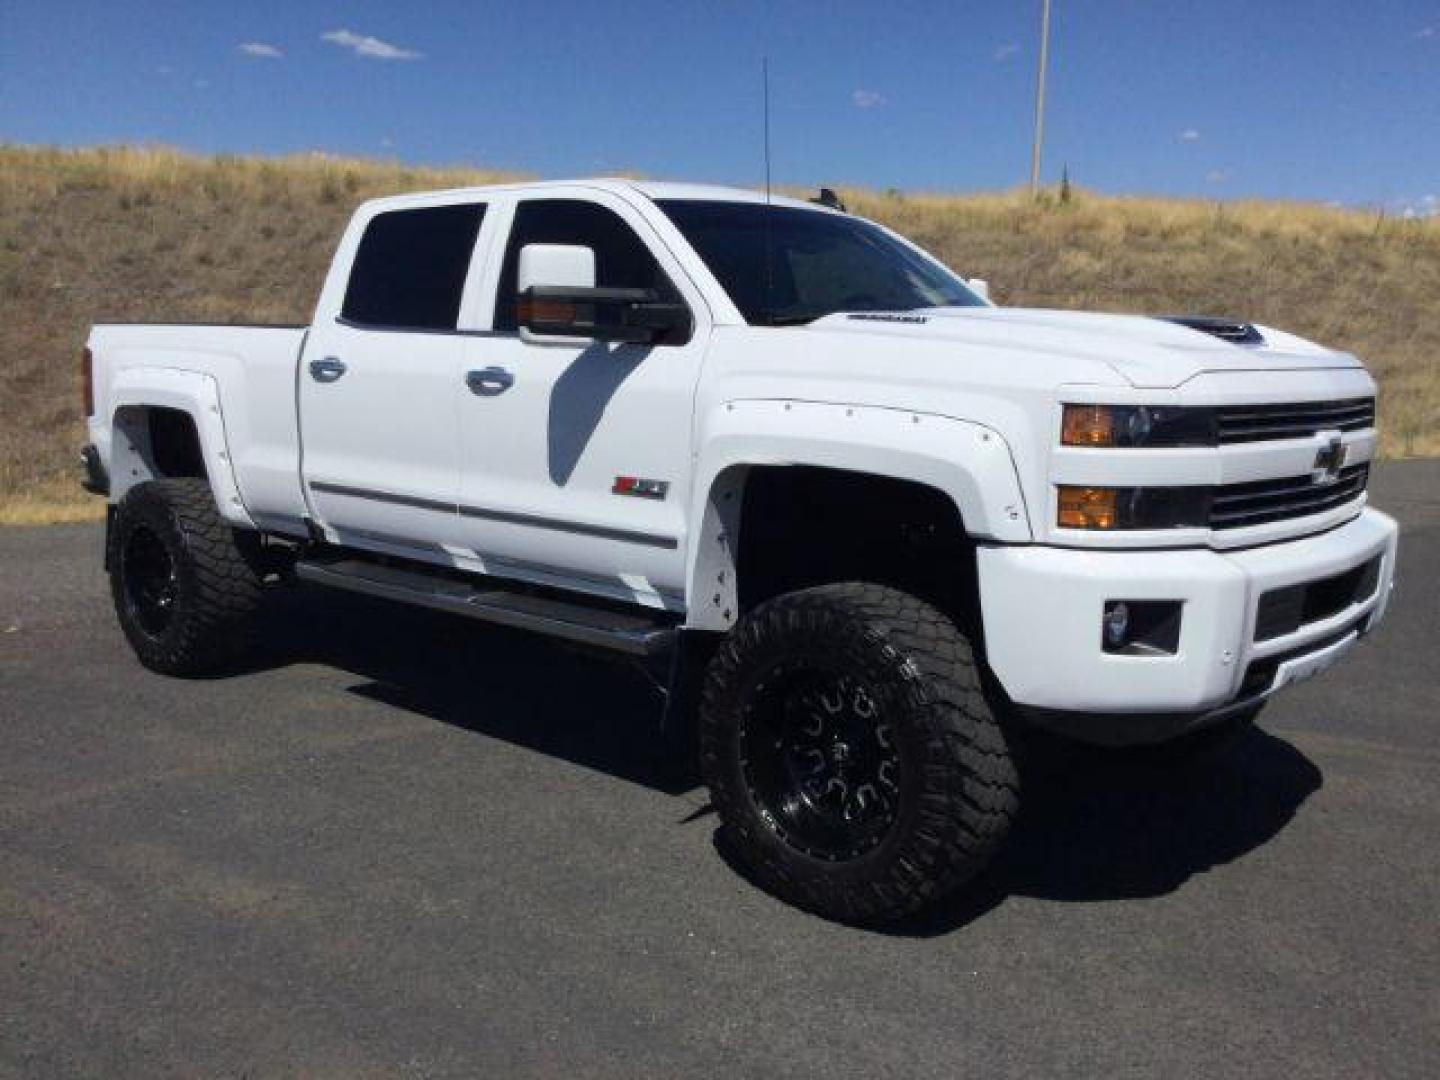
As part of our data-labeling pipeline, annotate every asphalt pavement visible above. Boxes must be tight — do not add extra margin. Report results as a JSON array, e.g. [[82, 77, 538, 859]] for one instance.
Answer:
[[2, 462, 1437, 1079]]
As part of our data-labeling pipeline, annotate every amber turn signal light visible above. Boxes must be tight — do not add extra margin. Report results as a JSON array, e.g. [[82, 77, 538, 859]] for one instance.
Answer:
[[517, 297, 578, 325], [81, 346, 94, 418], [1057, 485, 1119, 529], [1061, 404, 1116, 447]]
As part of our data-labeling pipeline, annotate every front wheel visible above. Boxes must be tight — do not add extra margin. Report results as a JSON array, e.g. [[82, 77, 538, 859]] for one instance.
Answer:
[[699, 583, 1019, 925], [108, 478, 264, 676]]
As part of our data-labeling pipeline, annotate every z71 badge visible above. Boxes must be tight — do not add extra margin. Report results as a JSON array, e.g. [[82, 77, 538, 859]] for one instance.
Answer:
[[612, 476, 669, 500]]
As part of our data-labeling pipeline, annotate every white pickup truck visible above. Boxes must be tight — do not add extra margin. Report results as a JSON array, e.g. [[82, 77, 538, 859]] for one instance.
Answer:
[[82, 179, 1398, 923]]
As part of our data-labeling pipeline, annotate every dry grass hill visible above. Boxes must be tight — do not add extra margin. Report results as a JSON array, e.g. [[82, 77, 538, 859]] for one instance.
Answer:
[[2, 144, 1436, 524]]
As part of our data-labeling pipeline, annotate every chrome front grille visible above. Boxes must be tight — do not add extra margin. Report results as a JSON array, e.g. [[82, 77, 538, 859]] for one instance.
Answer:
[[1215, 397, 1374, 444], [1210, 464, 1369, 530]]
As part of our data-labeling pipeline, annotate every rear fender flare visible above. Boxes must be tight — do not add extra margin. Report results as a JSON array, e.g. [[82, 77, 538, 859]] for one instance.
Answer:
[[108, 367, 255, 528]]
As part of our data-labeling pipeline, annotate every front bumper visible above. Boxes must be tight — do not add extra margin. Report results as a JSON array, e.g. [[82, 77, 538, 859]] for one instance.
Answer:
[[977, 508, 1398, 740]]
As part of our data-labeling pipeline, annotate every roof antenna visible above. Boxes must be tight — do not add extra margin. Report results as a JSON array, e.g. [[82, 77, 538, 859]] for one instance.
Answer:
[[762, 57, 775, 323], [763, 57, 773, 205]]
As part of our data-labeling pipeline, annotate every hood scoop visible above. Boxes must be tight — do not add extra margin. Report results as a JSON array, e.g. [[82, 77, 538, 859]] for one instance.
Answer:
[[1159, 315, 1265, 346]]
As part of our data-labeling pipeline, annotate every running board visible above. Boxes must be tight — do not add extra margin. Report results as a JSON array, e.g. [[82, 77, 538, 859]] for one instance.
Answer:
[[294, 557, 678, 657]]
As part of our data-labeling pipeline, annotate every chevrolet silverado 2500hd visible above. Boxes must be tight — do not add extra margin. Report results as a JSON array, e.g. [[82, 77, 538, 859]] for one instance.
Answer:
[[82, 180, 1398, 923]]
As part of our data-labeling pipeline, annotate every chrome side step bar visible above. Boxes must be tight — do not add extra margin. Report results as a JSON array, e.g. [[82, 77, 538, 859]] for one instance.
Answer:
[[294, 557, 678, 657]]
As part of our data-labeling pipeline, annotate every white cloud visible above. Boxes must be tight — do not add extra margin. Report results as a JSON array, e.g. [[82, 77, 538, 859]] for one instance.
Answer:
[[1206, 169, 1229, 184], [1415, 25, 1436, 38], [852, 89, 885, 109], [193, 78, 210, 90], [1179, 128, 1201, 142], [238, 41, 283, 59], [1400, 194, 1439, 219], [321, 28, 422, 61], [994, 42, 1020, 61]]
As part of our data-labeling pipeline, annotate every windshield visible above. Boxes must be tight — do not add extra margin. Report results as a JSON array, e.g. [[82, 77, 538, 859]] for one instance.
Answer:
[[656, 199, 985, 326]]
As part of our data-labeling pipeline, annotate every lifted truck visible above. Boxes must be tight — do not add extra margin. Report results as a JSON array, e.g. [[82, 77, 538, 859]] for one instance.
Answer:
[[82, 180, 1398, 923]]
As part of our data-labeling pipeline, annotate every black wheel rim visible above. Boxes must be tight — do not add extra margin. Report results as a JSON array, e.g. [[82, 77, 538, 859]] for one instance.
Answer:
[[739, 661, 902, 862], [121, 523, 179, 638]]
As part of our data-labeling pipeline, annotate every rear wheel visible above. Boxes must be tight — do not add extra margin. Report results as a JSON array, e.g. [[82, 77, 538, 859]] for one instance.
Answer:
[[699, 583, 1018, 924], [109, 479, 264, 676]]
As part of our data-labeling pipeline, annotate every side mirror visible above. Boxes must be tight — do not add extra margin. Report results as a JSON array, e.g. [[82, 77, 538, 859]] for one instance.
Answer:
[[967, 277, 991, 303], [518, 286, 691, 345], [518, 244, 595, 345], [516, 243, 691, 345]]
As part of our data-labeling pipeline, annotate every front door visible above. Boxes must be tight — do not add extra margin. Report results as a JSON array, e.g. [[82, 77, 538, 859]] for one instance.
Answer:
[[455, 193, 708, 609], [300, 200, 489, 554]]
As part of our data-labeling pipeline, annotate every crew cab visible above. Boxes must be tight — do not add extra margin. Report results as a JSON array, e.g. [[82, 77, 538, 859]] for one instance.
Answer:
[[81, 179, 1399, 923]]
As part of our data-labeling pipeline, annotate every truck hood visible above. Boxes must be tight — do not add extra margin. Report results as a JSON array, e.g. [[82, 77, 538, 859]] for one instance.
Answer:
[[804, 307, 1361, 389]]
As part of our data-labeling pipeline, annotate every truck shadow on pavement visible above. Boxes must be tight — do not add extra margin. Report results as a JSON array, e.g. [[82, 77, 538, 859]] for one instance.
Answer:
[[249, 587, 697, 795], [884, 727, 1324, 937], [249, 585, 1324, 935]]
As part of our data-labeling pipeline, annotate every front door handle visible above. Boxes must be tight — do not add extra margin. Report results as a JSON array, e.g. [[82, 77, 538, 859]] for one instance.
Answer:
[[309, 357, 348, 383], [465, 367, 514, 396]]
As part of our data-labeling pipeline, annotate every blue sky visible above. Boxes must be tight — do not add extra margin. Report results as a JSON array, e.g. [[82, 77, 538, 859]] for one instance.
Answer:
[[1, 1, 1436, 212]]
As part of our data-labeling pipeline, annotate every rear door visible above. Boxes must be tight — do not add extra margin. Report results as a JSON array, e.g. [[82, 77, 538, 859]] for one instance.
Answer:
[[300, 199, 492, 553]]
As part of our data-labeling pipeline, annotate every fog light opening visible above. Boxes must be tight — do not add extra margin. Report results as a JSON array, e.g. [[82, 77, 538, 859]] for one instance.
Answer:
[[1103, 601, 1131, 649], [1102, 600, 1184, 656]]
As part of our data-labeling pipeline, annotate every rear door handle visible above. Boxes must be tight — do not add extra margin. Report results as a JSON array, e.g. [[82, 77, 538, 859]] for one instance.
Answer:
[[309, 357, 347, 383], [466, 367, 514, 396]]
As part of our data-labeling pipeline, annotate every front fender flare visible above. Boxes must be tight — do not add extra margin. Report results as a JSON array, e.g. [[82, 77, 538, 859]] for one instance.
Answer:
[[683, 400, 1032, 631]]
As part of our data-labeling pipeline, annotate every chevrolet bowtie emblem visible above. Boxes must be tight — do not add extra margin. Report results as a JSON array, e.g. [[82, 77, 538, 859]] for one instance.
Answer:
[[1311, 434, 1345, 485]]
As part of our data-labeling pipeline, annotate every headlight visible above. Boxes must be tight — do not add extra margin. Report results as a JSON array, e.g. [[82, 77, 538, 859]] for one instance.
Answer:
[[1057, 485, 1211, 530], [1060, 404, 1215, 448]]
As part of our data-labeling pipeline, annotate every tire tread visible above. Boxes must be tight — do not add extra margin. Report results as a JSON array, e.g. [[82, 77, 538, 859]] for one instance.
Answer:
[[699, 582, 1019, 924], [109, 478, 263, 676]]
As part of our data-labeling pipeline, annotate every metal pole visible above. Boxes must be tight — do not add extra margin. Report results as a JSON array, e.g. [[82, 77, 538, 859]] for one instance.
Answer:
[[1029, 0, 1052, 195]]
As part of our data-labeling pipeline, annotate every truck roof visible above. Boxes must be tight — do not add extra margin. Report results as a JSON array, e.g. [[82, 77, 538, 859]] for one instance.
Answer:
[[359, 177, 829, 215]]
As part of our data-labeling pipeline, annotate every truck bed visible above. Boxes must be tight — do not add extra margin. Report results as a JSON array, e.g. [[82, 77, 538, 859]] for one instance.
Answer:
[[87, 322, 311, 529]]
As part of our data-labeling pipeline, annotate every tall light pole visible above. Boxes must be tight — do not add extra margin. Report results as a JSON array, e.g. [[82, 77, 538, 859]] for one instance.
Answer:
[[1029, 0, 1053, 195]]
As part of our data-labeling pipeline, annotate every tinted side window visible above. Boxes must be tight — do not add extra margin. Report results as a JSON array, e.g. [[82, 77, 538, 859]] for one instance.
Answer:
[[494, 200, 680, 332], [342, 203, 485, 330]]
